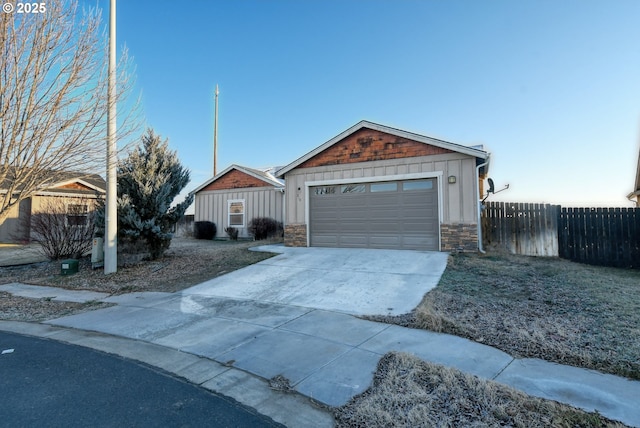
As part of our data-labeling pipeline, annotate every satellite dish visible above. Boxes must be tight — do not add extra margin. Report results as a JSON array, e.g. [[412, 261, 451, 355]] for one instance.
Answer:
[[487, 178, 495, 194]]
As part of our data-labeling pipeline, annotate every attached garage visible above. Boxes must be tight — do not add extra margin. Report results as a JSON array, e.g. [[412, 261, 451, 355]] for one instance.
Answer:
[[276, 120, 490, 252], [309, 178, 439, 250]]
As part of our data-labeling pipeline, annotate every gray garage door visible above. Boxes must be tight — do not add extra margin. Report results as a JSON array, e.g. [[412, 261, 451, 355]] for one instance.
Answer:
[[309, 178, 439, 250]]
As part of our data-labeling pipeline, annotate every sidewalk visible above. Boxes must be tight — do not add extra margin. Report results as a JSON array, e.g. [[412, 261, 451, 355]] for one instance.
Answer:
[[1, 284, 638, 427]]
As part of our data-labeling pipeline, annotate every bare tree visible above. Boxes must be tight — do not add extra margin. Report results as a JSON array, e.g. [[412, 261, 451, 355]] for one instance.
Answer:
[[0, 0, 140, 223]]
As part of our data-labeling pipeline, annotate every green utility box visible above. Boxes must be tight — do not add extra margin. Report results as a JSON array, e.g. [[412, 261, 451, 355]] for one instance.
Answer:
[[61, 259, 79, 275]]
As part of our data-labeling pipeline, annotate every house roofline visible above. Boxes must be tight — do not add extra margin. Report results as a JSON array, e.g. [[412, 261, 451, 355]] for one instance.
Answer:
[[276, 120, 490, 178], [192, 164, 285, 194], [42, 178, 106, 193]]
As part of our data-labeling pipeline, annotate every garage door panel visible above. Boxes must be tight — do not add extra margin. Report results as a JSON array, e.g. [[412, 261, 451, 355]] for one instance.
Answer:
[[312, 235, 339, 246], [310, 178, 439, 250], [340, 222, 369, 233], [369, 222, 401, 233], [369, 236, 401, 247], [338, 236, 369, 247]]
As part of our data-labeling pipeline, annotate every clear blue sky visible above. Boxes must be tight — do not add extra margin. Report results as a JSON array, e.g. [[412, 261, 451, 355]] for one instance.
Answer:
[[94, 0, 640, 207]]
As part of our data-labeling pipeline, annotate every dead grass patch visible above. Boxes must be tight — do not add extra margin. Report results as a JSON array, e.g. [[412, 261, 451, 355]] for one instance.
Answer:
[[0, 291, 111, 322], [335, 352, 629, 428]]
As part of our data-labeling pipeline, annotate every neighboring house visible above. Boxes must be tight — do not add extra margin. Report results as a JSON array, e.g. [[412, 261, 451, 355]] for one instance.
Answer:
[[276, 120, 490, 251], [0, 170, 106, 243], [628, 148, 640, 206], [192, 165, 285, 239]]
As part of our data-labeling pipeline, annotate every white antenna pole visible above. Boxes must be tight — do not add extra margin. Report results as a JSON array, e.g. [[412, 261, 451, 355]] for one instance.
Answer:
[[105, 0, 117, 274], [213, 84, 219, 176]]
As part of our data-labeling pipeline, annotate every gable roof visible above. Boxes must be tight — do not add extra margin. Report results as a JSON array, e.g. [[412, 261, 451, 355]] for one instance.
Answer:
[[276, 120, 490, 178], [192, 164, 284, 194], [0, 167, 105, 194]]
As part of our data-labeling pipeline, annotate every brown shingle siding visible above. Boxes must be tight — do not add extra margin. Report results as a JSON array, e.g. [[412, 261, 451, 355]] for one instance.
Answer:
[[202, 169, 273, 191], [298, 128, 453, 169]]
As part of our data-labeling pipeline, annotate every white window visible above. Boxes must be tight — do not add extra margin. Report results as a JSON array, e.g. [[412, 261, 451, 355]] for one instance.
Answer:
[[67, 204, 89, 226], [402, 180, 433, 191], [228, 200, 245, 227], [370, 182, 397, 192]]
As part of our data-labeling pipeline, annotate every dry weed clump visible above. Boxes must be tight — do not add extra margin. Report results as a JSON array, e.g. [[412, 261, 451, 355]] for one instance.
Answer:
[[335, 352, 629, 428]]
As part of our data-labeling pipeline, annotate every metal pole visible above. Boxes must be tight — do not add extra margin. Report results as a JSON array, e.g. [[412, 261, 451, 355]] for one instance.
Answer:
[[214, 84, 219, 176], [104, 0, 117, 274]]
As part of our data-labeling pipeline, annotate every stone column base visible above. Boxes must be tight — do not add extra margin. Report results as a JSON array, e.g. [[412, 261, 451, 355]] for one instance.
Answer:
[[440, 223, 478, 252], [284, 224, 307, 247]]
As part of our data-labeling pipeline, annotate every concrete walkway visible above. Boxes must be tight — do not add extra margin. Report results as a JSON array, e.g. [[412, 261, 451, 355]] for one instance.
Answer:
[[1, 286, 638, 427]]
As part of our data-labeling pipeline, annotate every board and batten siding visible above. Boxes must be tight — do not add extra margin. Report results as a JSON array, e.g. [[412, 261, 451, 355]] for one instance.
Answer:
[[194, 186, 284, 238], [284, 152, 479, 226]]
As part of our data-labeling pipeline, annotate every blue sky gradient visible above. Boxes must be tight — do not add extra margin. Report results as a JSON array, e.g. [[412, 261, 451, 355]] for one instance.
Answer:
[[95, 0, 640, 207]]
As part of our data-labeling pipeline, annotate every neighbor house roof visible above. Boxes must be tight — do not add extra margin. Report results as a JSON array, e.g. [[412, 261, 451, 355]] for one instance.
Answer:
[[0, 167, 106, 194], [627, 148, 640, 202], [192, 164, 285, 194], [276, 120, 490, 178]]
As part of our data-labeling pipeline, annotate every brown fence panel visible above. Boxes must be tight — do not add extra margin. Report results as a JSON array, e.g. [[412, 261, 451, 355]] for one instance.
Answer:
[[558, 207, 640, 268]]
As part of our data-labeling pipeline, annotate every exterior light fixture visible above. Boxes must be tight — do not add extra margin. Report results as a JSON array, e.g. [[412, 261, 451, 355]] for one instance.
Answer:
[[448, 175, 457, 184]]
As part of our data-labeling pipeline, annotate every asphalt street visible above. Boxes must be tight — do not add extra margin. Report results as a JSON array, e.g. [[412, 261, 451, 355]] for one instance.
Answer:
[[0, 331, 284, 427]]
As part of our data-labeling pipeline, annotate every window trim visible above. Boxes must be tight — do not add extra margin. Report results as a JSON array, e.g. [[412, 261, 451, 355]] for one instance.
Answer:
[[227, 199, 246, 227], [66, 203, 89, 227]]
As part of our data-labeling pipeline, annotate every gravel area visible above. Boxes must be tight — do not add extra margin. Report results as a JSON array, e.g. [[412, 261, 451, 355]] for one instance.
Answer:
[[0, 238, 279, 322]]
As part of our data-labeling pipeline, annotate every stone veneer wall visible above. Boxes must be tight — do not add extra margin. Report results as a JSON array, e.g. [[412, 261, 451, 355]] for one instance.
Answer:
[[440, 224, 478, 252], [284, 224, 307, 247]]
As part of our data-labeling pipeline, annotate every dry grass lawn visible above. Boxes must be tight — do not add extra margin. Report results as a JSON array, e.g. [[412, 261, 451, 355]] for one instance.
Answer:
[[367, 251, 640, 381], [417, 252, 640, 380]]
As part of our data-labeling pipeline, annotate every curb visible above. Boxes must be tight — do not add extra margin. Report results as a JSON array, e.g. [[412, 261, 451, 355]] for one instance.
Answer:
[[0, 320, 335, 428]]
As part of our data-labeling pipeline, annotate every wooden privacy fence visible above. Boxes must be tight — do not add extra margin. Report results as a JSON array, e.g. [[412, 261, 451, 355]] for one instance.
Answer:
[[482, 202, 640, 268], [558, 207, 640, 268], [482, 202, 559, 257]]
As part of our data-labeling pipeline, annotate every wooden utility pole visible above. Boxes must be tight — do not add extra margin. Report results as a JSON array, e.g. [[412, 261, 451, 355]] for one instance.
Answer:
[[213, 84, 219, 176]]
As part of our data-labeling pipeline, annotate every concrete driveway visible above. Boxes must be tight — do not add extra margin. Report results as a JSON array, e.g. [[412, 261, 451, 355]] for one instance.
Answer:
[[182, 245, 449, 316]]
